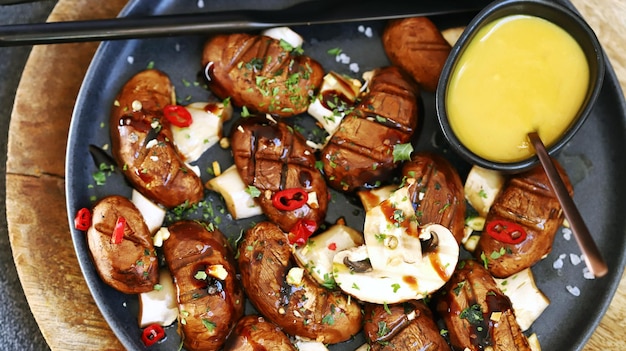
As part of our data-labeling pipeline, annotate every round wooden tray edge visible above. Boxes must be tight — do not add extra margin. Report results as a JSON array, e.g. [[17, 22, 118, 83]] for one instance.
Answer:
[[5, 0, 625, 350]]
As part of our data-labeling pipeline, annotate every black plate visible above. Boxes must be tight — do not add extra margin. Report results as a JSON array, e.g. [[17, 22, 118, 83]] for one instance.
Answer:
[[66, 0, 626, 350]]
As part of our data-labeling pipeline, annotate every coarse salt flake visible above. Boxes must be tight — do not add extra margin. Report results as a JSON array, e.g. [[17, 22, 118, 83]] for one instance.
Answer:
[[358, 25, 365, 32], [562, 227, 572, 241], [364, 27, 373, 38], [569, 253, 582, 266], [552, 255, 564, 270], [127, 56, 134, 64], [197, 0, 204, 8], [337, 53, 350, 64], [349, 63, 360, 73], [566, 285, 581, 296], [582, 267, 595, 280]]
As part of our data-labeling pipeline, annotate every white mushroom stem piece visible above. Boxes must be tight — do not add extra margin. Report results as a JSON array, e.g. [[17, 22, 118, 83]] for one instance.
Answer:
[[131, 189, 165, 235], [206, 165, 263, 220], [170, 101, 232, 163], [138, 269, 178, 327], [262, 26, 304, 48], [307, 72, 362, 136]]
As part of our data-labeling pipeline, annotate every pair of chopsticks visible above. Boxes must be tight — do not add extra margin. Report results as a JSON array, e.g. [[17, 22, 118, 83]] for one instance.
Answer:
[[0, 0, 490, 46], [0, 0, 48, 4]]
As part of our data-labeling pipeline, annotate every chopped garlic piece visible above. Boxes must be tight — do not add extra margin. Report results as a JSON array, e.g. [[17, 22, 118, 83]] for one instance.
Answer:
[[306, 191, 319, 209], [490, 311, 502, 322], [131, 100, 142, 111], [442, 26, 466, 46], [406, 310, 416, 321], [212, 161, 221, 176], [153, 227, 171, 247], [219, 137, 230, 149], [207, 264, 228, 280], [527, 333, 542, 351], [465, 216, 485, 231], [286, 267, 305, 286]]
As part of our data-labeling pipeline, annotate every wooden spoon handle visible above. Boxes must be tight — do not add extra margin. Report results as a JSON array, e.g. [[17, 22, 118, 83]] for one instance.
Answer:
[[528, 132, 608, 277]]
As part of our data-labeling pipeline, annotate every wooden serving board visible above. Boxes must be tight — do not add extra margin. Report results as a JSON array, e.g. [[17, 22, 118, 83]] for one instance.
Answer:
[[5, 0, 625, 350]]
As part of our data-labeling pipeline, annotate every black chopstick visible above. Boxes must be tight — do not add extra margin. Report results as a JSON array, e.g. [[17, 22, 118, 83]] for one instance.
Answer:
[[0, 0, 490, 46]]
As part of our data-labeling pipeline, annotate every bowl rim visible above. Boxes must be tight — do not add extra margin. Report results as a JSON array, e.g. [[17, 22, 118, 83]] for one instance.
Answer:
[[435, 0, 605, 173]]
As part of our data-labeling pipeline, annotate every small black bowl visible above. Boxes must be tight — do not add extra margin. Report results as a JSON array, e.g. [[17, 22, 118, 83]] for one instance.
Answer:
[[436, 0, 604, 173]]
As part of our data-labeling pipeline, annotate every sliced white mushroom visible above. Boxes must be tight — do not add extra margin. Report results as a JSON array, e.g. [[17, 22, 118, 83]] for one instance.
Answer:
[[131, 189, 165, 234], [262, 26, 304, 48], [138, 269, 178, 327], [333, 182, 459, 304], [171, 101, 233, 163], [307, 72, 362, 136], [206, 165, 263, 220], [293, 223, 364, 287], [357, 184, 397, 212], [364, 184, 423, 268], [494, 268, 550, 332], [464, 165, 505, 218]]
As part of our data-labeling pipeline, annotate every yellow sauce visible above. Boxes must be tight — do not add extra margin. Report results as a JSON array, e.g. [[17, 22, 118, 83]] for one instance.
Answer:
[[446, 15, 589, 163]]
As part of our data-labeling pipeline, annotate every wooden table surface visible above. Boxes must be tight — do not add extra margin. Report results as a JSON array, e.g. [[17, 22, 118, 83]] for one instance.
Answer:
[[5, 0, 625, 350]]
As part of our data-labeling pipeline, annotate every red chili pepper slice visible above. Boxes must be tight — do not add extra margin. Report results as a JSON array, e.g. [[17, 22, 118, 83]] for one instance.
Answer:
[[288, 219, 317, 246], [485, 219, 527, 245], [327, 242, 337, 251], [111, 216, 126, 244], [272, 188, 308, 211], [141, 324, 165, 347], [163, 104, 193, 127], [74, 208, 91, 231]]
